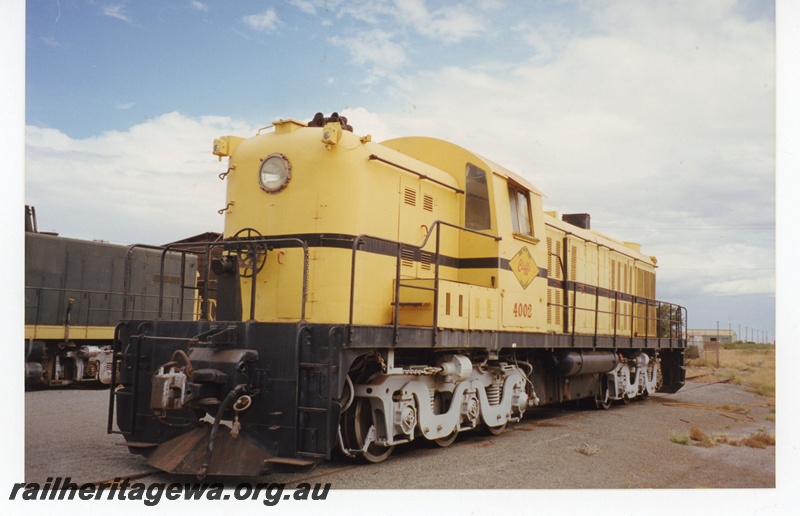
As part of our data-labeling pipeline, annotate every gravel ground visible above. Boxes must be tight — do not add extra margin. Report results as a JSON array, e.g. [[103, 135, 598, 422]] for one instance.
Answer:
[[23, 380, 776, 490]]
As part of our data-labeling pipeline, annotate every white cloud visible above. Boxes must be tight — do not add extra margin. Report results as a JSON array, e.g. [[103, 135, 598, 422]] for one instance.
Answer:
[[243, 9, 281, 32], [704, 277, 775, 296], [290, 0, 318, 15], [514, 21, 577, 62], [654, 239, 775, 297], [102, 4, 133, 24], [394, 0, 486, 43], [330, 29, 408, 84], [189, 1, 208, 12], [341, 107, 393, 141], [318, 0, 493, 86], [26, 113, 259, 244], [393, 6, 769, 203], [332, 0, 487, 44], [336, 1, 393, 25]]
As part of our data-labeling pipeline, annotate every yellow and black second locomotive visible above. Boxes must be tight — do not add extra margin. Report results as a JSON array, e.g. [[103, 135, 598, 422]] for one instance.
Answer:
[[109, 113, 686, 476]]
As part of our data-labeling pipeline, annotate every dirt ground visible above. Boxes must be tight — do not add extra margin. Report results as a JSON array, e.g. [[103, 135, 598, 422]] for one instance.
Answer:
[[17, 380, 787, 512]]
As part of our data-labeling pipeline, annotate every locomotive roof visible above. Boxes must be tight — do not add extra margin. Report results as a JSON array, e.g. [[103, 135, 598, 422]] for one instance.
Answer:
[[380, 135, 544, 197], [478, 155, 544, 197], [544, 213, 656, 265]]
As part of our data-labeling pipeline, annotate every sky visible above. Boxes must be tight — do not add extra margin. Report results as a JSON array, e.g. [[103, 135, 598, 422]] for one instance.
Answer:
[[18, 0, 779, 341], [3, 1, 800, 511]]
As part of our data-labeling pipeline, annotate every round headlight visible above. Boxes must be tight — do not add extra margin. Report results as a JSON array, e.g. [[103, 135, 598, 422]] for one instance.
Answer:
[[258, 154, 291, 193]]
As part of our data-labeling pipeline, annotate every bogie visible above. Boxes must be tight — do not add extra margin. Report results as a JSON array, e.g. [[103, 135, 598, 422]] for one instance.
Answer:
[[335, 352, 530, 462]]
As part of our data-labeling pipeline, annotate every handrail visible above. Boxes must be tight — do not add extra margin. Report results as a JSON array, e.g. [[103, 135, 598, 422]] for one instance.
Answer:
[[418, 219, 502, 247], [369, 154, 466, 195], [25, 286, 183, 318], [106, 322, 124, 435], [156, 245, 196, 319], [550, 290, 687, 348], [348, 220, 500, 345], [155, 237, 310, 322], [124, 244, 170, 318], [348, 233, 406, 343]]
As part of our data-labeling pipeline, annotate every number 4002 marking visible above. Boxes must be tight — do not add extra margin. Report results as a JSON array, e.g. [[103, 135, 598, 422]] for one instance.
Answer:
[[512, 302, 532, 318]]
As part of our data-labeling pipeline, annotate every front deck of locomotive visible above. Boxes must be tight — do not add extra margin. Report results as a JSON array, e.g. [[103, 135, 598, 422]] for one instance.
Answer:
[[109, 317, 347, 476]]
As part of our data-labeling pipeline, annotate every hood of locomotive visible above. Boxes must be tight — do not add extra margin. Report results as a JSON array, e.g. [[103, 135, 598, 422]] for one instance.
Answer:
[[212, 119, 462, 325], [216, 119, 460, 241]]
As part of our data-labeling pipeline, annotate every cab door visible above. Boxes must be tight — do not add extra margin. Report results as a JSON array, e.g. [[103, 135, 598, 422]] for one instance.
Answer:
[[459, 163, 499, 288]]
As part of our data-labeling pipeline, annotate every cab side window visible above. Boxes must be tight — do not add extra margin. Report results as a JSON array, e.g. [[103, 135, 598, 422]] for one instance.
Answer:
[[508, 183, 533, 236], [465, 163, 491, 230]]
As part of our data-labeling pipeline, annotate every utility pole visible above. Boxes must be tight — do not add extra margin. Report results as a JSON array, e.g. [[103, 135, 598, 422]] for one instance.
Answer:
[[716, 321, 720, 368]]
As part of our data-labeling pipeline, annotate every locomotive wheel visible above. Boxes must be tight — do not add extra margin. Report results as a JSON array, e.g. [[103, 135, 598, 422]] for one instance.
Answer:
[[595, 383, 612, 410], [595, 393, 612, 410], [482, 422, 507, 436], [342, 397, 394, 463], [434, 431, 458, 448]]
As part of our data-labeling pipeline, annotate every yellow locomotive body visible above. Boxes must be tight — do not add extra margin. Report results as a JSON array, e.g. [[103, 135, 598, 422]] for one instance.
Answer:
[[111, 114, 686, 474], [214, 118, 662, 341]]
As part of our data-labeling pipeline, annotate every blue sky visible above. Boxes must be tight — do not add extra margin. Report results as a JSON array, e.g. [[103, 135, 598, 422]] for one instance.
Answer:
[[20, 0, 779, 340]]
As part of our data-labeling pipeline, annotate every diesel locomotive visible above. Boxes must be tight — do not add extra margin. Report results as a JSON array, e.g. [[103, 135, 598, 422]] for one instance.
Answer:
[[24, 206, 198, 388], [108, 113, 687, 476]]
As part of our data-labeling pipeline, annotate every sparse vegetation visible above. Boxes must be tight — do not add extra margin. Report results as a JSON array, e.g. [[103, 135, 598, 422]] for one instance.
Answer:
[[685, 341, 775, 398], [685, 345, 700, 359], [688, 427, 727, 448], [766, 407, 775, 422], [575, 442, 599, 456], [670, 430, 691, 445], [670, 426, 775, 449], [733, 431, 775, 449]]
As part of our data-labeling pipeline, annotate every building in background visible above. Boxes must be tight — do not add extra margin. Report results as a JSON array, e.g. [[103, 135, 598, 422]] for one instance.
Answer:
[[688, 329, 738, 345]]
